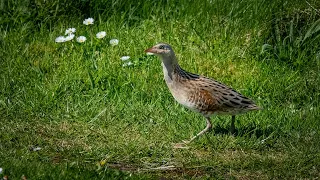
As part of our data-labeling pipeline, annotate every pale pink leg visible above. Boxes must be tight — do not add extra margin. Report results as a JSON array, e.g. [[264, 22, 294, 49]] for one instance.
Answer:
[[184, 117, 212, 143]]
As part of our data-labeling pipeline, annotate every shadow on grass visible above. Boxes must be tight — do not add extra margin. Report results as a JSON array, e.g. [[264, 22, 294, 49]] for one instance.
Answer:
[[106, 163, 227, 179], [212, 123, 275, 139]]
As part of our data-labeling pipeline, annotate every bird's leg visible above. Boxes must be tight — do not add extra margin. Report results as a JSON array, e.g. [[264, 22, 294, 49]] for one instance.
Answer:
[[173, 117, 212, 149], [230, 115, 235, 135], [183, 117, 212, 144]]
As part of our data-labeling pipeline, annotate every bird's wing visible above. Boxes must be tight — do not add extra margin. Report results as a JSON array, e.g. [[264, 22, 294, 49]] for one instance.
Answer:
[[196, 76, 260, 113]]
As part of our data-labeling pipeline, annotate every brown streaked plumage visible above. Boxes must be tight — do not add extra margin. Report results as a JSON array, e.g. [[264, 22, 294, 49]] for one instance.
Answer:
[[145, 43, 261, 146]]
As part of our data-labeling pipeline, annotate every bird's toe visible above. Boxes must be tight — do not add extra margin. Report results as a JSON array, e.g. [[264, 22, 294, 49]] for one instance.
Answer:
[[172, 142, 189, 149], [182, 140, 191, 144]]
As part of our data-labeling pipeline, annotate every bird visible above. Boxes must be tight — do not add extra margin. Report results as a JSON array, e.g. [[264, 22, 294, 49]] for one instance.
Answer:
[[145, 43, 261, 146]]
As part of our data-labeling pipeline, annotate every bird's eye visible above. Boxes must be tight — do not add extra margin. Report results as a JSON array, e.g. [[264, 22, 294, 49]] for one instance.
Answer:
[[159, 45, 165, 49]]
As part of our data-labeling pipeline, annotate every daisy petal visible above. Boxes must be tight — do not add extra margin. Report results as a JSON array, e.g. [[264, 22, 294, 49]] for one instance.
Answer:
[[76, 36, 87, 43], [110, 39, 119, 46], [96, 31, 106, 39], [83, 18, 94, 25], [55, 36, 66, 43], [120, 56, 130, 61]]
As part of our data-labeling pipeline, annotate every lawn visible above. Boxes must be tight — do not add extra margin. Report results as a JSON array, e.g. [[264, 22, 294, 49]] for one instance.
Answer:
[[1, 0, 320, 179]]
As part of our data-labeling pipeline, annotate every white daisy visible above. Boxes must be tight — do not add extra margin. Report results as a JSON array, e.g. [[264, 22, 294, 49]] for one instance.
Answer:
[[76, 36, 87, 43], [122, 61, 133, 67], [146, 52, 154, 55], [65, 28, 76, 35], [120, 56, 130, 61], [65, 34, 75, 41], [55, 36, 66, 43], [32, 147, 42, 151], [109, 39, 119, 46], [96, 31, 106, 39], [83, 18, 94, 25]]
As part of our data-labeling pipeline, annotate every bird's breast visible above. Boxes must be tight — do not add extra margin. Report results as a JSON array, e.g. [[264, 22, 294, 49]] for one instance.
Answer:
[[165, 81, 200, 112]]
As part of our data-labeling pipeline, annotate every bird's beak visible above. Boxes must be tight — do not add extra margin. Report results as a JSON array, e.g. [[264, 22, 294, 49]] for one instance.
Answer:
[[144, 47, 157, 54]]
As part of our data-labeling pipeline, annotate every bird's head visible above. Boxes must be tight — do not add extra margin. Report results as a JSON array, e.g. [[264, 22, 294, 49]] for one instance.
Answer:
[[144, 43, 175, 58]]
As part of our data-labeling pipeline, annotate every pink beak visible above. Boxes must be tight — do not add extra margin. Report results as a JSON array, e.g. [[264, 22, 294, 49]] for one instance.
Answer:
[[144, 47, 157, 53]]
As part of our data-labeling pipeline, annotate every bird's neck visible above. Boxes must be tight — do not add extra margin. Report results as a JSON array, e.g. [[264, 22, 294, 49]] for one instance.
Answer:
[[160, 55, 178, 83]]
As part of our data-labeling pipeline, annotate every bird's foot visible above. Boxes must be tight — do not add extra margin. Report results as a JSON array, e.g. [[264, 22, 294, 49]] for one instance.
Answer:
[[229, 127, 236, 136], [182, 140, 191, 144], [172, 140, 191, 149], [172, 143, 189, 149]]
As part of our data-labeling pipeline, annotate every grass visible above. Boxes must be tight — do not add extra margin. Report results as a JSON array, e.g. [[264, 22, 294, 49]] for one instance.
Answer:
[[1, 0, 320, 179]]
